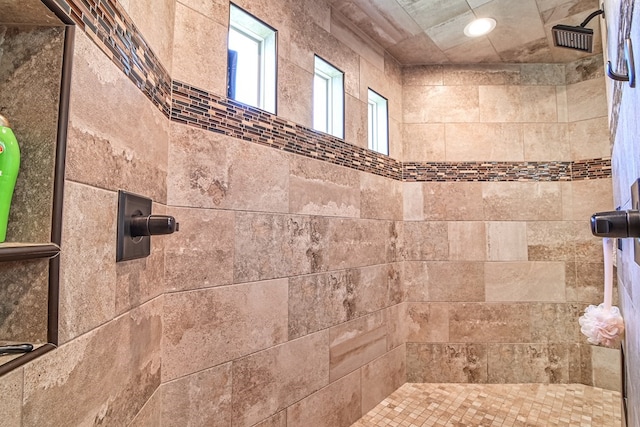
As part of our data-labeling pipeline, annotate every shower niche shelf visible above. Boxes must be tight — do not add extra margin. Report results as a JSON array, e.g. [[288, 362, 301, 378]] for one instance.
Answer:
[[0, 0, 74, 376]]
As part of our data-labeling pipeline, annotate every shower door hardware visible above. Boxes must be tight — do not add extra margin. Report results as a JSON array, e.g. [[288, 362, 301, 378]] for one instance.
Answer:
[[116, 190, 179, 262], [632, 179, 640, 266], [606, 38, 635, 87]]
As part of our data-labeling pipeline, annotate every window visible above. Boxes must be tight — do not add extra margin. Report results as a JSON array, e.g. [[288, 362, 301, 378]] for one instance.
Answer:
[[227, 4, 276, 113], [313, 56, 344, 138], [367, 89, 388, 155]]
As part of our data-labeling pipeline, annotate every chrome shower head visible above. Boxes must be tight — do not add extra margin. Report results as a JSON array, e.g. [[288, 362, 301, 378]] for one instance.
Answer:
[[552, 9, 603, 53]]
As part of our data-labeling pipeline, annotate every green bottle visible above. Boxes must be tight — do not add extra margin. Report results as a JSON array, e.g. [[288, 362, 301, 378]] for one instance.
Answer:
[[0, 114, 20, 243]]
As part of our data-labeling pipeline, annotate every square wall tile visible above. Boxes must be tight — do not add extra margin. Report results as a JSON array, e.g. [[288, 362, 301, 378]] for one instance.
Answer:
[[487, 221, 528, 261]]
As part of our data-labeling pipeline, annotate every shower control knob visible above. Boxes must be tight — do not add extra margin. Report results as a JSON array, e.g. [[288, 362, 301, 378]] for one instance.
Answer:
[[591, 210, 640, 238], [130, 215, 179, 237]]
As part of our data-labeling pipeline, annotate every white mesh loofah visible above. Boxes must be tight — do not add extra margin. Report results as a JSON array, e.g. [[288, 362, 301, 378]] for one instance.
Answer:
[[578, 238, 624, 348], [578, 303, 625, 348]]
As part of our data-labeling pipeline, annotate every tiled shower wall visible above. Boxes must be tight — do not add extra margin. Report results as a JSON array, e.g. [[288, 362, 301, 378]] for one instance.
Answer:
[[0, 1, 620, 427], [400, 60, 619, 388]]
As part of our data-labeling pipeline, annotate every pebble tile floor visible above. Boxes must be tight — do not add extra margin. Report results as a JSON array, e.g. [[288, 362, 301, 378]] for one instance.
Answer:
[[351, 383, 622, 427]]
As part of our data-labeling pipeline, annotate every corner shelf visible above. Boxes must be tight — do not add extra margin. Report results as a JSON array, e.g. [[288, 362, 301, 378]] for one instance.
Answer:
[[0, 243, 60, 262]]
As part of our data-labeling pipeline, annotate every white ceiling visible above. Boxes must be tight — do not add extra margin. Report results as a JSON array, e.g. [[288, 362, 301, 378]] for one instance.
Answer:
[[330, 0, 603, 64]]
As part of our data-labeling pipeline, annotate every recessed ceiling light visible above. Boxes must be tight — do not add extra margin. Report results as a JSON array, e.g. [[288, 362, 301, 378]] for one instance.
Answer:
[[464, 18, 496, 37]]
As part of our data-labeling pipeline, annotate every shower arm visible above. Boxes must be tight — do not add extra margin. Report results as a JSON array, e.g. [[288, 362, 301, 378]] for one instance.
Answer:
[[579, 9, 604, 27]]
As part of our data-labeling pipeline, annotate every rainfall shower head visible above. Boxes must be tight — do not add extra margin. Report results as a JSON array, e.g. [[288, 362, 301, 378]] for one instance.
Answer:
[[552, 9, 604, 52]]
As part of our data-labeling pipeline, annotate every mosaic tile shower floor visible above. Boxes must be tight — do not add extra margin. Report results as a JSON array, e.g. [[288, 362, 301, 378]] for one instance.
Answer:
[[351, 383, 622, 427]]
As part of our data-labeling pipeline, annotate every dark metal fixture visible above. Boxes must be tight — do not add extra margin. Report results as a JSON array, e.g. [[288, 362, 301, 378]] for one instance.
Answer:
[[552, 9, 604, 52]]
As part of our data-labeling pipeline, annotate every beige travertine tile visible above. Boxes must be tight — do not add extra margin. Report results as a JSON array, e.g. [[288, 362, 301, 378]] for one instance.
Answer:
[[385, 303, 407, 351], [591, 346, 622, 391], [403, 85, 479, 123], [526, 221, 576, 261], [403, 261, 430, 301], [565, 54, 604, 85], [253, 411, 287, 427], [167, 123, 289, 213], [172, 2, 227, 96], [569, 116, 611, 160], [569, 342, 593, 385], [402, 183, 424, 221], [0, 368, 22, 426], [344, 94, 368, 149], [402, 123, 446, 162], [428, 262, 484, 302], [361, 345, 406, 414], [482, 181, 563, 221], [520, 63, 565, 85], [360, 172, 403, 220], [487, 221, 528, 261], [121, 0, 175, 72], [406, 343, 488, 383], [448, 221, 486, 261], [445, 123, 524, 162], [479, 85, 557, 123], [162, 280, 288, 381], [289, 264, 401, 339], [164, 207, 234, 292], [449, 303, 531, 342], [0, 259, 48, 343], [289, 156, 360, 217], [566, 78, 608, 122], [402, 65, 444, 86], [177, 0, 229, 25], [573, 220, 603, 261], [423, 182, 484, 221], [329, 311, 387, 382], [530, 303, 581, 343], [278, 59, 313, 127], [403, 221, 448, 261], [129, 388, 162, 427], [443, 64, 521, 86], [487, 343, 569, 383], [485, 261, 566, 302], [562, 179, 614, 221], [234, 213, 325, 282], [23, 298, 162, 426], [67, 32, 168, 203], [389, 117, 403, 160], [324, 218, 394, 270], [556, 84, 569, 123], [161, 363, 232, 426], [571, 262, 605, 303], [287, 370, 362, 427], [232, 331, 329, 427], [405, 303, 449, 342], [523, 123, 571, 161], [330, 10, 385, 73], [59, 182, 116, 343]]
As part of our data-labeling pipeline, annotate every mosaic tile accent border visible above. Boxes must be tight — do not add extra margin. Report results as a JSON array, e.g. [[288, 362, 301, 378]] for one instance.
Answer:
[[57, 0, 612, 183], [54, 0, 172, 116], [172, 81, 403, 180], [403, 161, 573, 182]]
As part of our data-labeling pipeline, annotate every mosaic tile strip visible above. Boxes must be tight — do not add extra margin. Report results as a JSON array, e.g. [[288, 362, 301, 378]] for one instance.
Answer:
[[402, 160, 573, 182], [572, 157, 613, 180], [56, 0, 612, 183], [171, 81, 403, 180], [55, 0, 172, 116]]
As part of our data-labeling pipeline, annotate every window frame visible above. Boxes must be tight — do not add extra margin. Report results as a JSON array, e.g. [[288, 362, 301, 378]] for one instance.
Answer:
[[227, 3, 277, 114], [367, 88, 389, 156], [313, 55, 344, 139]]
